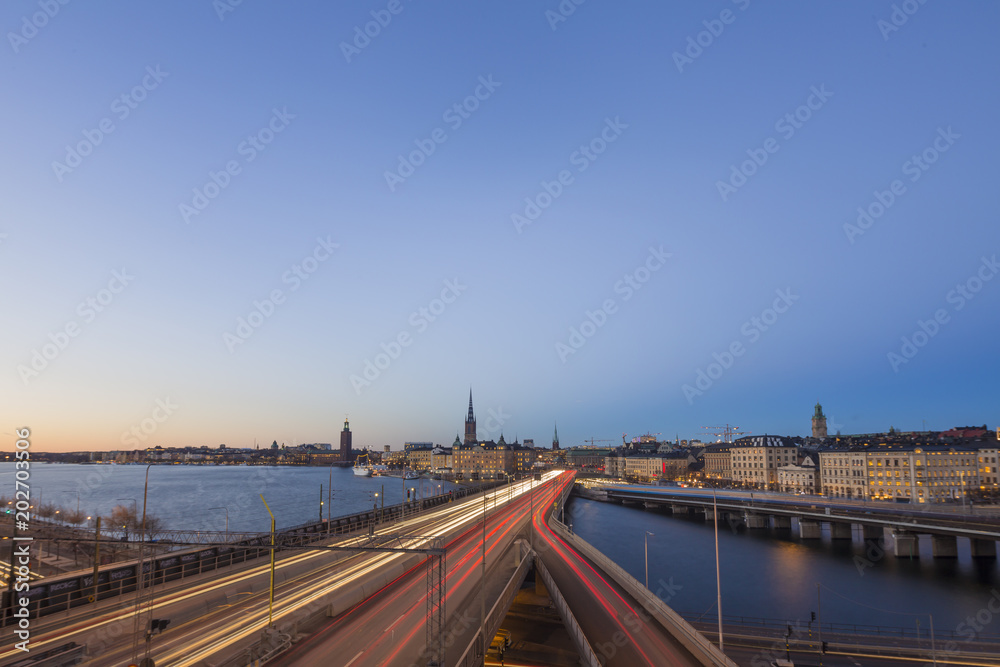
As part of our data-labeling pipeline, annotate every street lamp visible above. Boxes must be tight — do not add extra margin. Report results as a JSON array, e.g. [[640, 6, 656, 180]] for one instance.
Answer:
[[644, 531, 654, 589], [208, 507, 229, 542]]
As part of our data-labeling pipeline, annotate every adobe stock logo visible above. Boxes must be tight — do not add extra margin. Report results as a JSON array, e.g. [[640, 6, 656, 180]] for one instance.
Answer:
[[556, 246, 670, 363], [682, 288, 798, 403], [350, 279, 467, 394]]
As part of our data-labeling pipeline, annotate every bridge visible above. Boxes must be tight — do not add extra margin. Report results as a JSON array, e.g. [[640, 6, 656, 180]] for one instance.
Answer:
[[588, 483, 1000, 559], [0, 472, 735, 667]]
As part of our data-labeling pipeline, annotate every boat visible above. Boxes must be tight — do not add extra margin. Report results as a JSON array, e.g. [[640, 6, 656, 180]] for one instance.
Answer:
[[404, 470, 420, 480], [353, 452, 373, 477]]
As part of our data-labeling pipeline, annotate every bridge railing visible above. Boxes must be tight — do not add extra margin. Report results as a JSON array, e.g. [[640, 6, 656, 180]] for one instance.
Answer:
[[550, 518, 738, 667], [455, 540, 538, 667]]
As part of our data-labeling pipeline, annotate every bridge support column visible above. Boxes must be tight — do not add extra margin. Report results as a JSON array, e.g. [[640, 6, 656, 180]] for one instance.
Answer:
[[862, 525, 882, 540], [891, 531, 918, 558], [644, 502, 660, 511], [970, 539, 997, 559], [744, 513, 767, 529], [829, 523, 853, 540], [671, 505, 690, 516], [798, 520, 821, 539], [931, 535, 958, 558], [770, 515, 791, 529]]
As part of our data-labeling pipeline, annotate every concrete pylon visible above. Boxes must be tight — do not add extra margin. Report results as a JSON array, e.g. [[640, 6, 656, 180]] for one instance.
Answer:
[[798, 520, 821, 539]]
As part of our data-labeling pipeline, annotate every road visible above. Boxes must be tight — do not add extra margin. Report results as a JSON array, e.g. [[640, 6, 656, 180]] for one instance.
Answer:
[[0, 477, 546, 667], [535, 474, 702, 667], [272, 474, 553, 666]]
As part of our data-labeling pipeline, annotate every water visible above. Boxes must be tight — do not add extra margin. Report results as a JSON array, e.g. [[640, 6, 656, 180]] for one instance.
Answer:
[[565, 496, 1000, 638], [0, 463, 462, 533]]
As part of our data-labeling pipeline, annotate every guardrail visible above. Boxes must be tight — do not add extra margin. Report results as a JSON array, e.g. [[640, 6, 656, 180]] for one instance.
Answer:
[[550, 518, 737, 667], [535, 555, 601, 667], [455, 540, 535, 667]]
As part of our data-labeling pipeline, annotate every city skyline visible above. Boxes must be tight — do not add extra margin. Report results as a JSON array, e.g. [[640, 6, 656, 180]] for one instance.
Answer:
[[3, 2, 998, 452]]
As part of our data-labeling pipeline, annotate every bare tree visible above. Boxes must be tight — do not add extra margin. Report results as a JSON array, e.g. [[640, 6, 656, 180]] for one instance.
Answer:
[[37, 502, 59, 520], [64, 509, 87, 526], [106, 504, 165, 540]]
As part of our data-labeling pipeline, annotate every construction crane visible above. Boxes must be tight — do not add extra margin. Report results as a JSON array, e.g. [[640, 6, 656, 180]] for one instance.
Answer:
[[703, 424, 749, 444], [582, 438, 614, 447]]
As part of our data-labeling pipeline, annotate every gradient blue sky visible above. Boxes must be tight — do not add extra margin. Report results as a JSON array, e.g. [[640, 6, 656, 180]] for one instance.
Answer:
[[2, 1, 998, 452]]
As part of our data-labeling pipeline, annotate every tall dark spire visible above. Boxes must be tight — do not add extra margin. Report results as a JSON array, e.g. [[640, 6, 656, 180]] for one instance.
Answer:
[[553, 422, 560, 450], [464, 388, 477, 445]]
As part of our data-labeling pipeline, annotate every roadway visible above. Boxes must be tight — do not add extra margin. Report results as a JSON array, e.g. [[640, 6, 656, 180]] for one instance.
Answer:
[[534, 474, 702, 667], [272, 474, 548, 666], [0, 477, 545, 667]]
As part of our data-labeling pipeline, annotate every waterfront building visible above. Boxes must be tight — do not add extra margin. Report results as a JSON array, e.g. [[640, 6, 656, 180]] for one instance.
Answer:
[[818, 448, 869, 499], [777, 455, 819, 494], [867, 445, 978, 503], [977, 445, 999, 491], [339, 418, 352, 462], [730, 435, 798, 490], [565, 447, 612, 470], [701, 444, 732, 483], [604, 454, 625, 479]]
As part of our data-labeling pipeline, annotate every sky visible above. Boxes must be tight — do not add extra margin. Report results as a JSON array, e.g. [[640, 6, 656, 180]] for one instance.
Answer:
[[2, 1, 998, 453]]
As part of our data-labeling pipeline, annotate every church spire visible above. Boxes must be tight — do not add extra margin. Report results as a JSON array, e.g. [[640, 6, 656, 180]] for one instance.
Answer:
[[464, 388, 477, 445], [553, 422, 560, 450]]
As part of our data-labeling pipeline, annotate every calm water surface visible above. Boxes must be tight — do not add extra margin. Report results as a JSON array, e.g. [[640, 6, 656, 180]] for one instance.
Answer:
[[0, 463, 461, 533], [566, 496, 1000, 637]]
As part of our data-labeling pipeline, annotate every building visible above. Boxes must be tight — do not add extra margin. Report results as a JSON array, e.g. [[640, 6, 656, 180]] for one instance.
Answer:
[[464, 389, 477, 445], [553, 423, 560, 450], [812, 403, 828, 439], [605, 454, 625, 479], [777, 455, 819, 494], [977, 445, 999, 492], [339, 418, 352, 462], [452, 392, 534, 478], [818, 448, 869, 499], [604, 452, 695, 483], [564, 447, 611, 470], [660, 451, 695, 481], [730, 435, 799, 489], [867, 445, 978, 503], [701, 444, 732, 483]]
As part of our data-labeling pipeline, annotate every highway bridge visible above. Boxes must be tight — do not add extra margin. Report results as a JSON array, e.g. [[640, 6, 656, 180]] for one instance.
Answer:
[[0, 472, 732, 667], [588, 483, 1000, 558]]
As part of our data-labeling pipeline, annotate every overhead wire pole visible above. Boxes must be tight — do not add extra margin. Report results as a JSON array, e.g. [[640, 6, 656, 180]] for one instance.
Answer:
[[130, 464, 151, 666], [260, 494, 276, 628]]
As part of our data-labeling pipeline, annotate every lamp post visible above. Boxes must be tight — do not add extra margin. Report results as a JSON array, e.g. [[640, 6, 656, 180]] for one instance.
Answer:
[[208, 507, 229, 542], [713, 489, 724, 653], [328, 464, 334, 536], [644, 531, 654, 589]]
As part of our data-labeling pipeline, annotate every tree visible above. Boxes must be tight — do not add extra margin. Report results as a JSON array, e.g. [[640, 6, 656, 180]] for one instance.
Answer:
[[106, 504, 165, 540], [64, 509, 87, 526], [37, 502, 59, 520]]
